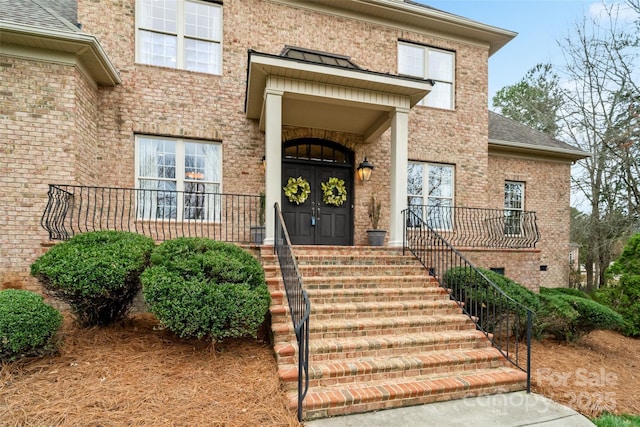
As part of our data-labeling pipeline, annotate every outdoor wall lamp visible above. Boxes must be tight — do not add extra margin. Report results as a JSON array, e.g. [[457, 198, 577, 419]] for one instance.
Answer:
[[357, 157, 374, 182]]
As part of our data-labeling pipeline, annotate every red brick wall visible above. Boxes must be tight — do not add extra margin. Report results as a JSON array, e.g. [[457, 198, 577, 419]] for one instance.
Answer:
[[488, 154, 572, 288], [0, 57, 98, 291]]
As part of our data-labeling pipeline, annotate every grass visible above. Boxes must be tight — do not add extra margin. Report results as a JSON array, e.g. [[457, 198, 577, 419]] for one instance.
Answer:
[[592, 413, 640, 427]]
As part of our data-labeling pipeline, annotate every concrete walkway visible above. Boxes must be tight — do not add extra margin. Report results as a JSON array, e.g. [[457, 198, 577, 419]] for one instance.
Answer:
[[305, 392, 595, 427]]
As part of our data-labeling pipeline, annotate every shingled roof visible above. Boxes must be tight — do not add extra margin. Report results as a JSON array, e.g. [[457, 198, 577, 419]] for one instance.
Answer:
[[488, 111, 588, 161], [0, 0, 79, 33], [0, 0, 120, 86]]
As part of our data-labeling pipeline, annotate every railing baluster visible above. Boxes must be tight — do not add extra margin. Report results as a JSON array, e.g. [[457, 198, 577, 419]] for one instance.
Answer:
[[403, 208, 534, 393], [274, 202, 310, 422], [41, 185, 262, 245]]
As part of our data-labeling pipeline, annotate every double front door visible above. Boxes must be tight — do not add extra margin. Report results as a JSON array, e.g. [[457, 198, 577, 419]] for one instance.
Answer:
[[282, 161, 352, 246]]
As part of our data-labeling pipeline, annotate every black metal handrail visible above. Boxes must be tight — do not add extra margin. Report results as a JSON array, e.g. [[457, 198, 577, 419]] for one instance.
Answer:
[[403, 209, 533, 392], [41, 184, 263, 243], [407, 205, 540, 248], [273, 202, 310, 421]]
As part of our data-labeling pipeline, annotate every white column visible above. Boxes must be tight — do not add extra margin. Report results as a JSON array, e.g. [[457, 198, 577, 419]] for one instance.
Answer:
[[263, 88, 283, 246], [388, 107, 409, 247]]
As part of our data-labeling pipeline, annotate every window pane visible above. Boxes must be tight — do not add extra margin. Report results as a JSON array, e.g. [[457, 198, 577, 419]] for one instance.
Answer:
[[139, 30, 177, 68], [184, 182, 220, 220], [425, 82, 452, 109], [140, 0, 177, 33], [185, 1, 221, 40], [398, 43, 424, 77], [505, 182, 524, 210], [184, 142, 221, 182], [138, 179, 177, 220], [138, 138, 176, 179], [428, 50, 453, 82], [428, 165, 452, 198], [407, 163, 423, 196], [185, 39, 221, 74]]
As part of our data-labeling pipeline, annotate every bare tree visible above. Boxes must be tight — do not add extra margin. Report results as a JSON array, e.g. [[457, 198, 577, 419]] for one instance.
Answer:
[[559, 2, 639, 290]]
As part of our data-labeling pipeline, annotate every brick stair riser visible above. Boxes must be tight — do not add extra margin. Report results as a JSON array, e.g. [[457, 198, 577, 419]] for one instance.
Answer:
[[280, 355, 508, 392], [270, 302, 461, 323], [291, 247, 405, 257], [308, 340, 492, 363], [306, 288, 447, 304], [298, 265, 427, 277], [294, 256, 420, 266], [273, 317, 477, 343], [303, 276, 438, 290], [298, 380, 528, 420]]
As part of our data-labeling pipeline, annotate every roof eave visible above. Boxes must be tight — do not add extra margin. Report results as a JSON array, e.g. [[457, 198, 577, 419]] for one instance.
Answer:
[[0, 22, 121, 86], [274, 0, 517, 56], [489, 138, 590, 162]]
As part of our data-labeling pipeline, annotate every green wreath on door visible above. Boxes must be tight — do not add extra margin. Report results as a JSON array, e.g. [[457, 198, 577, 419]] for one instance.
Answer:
[[283, 176, 311, 205], [321, 177, 347, 207]]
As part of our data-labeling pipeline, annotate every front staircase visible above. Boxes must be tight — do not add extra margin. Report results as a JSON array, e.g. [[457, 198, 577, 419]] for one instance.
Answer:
[[262, 246, 528, 420]]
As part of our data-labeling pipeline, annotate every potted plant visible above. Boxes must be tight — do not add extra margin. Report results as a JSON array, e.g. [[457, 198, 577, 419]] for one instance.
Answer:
[[367, 194, 386, 246], [250, 192, 266, 244]]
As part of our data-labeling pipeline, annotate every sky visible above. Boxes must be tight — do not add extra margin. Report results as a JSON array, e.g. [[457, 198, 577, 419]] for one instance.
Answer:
[[418, 0, 633, 104]]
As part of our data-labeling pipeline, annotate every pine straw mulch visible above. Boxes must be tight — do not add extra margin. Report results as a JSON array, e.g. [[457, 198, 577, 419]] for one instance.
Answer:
[[532, 329, 640, 418], [0, 313, 302, 427]]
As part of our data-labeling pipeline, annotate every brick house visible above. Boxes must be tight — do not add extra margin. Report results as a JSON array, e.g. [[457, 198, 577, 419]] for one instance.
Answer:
[[1, 0, 586, 293], [1, 0, 590, 419]]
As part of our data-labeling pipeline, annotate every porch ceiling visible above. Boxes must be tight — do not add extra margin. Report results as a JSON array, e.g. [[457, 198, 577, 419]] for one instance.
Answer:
[[245, 51, 433, 142]]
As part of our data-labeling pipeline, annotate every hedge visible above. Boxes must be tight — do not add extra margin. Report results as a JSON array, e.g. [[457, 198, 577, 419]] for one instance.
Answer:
[[141, 238, 270, 342], [0, 289, 63, 361], [31, 231, 155, 326]]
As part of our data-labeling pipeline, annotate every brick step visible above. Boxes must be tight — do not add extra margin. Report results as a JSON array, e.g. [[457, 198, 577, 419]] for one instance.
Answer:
[[294, 254, 420, 266], [302, 275, 437, 290], [292, 367, 528, 419], [278, 347, 509, 391], [305, 286, 449, 304], [306, 330, 492, 362], [271, 299, 461, 323], [298, 264, 427, 277], [271, 314, 476, 344], [290, 246, 405, 257]]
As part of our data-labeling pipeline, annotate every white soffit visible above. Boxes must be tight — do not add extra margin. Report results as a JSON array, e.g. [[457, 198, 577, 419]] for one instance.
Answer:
[[246, 51, 432, 141]]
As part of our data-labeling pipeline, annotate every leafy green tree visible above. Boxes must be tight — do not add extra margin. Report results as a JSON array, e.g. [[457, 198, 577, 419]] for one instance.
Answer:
[[492, 63, 564, 136]]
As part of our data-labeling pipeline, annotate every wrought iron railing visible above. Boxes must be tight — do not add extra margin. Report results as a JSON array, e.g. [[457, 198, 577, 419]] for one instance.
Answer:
[[403, 209, 533, 392], [273, 202, 310, 421], [407, 205, 540, 248], [41, 184, 264, 243]]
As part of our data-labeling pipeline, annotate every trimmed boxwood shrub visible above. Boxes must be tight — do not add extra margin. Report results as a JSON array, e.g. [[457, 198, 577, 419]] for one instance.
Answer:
[[538, 290, 625, 341], [141, 238, 270, 343], [443, 267, 538, 338], [31, 231, 155, 327], [443, 268, 623, 341], [0, 289, 63, 361]]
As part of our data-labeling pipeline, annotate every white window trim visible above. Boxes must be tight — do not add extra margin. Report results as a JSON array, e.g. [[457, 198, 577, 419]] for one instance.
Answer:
[[135, 0, 223, 74], [397, 41, 455, 110], [134, 135, 223, 222], [408, 161, 455, 231], [504, 180, 525, 236]]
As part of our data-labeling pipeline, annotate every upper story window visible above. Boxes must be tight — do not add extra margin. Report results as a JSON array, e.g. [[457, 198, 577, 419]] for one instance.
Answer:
[[135, 135, 222, 221], [398, 41, 455, 110], [407, 162, 455, 229], [137, 0, 222, 74], [504, 181, 525, 235]]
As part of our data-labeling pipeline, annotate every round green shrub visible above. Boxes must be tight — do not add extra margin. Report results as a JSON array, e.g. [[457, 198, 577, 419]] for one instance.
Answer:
[[141, 238, 270, 342], [0, 289, 63, 361], [30, 231, 156, 327], [537, 293, 624, 341]]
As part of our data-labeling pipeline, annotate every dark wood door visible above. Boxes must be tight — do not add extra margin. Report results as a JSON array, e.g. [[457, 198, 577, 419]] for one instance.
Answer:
[[282, 162, 352, 246]]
